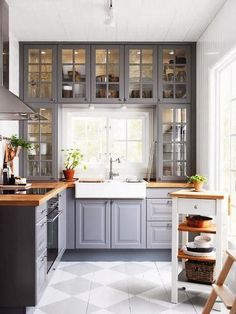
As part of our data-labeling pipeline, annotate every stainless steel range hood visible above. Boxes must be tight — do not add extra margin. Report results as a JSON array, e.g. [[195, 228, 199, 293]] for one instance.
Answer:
[[0, 0, 46, 121], [0, 86, 47, 120]]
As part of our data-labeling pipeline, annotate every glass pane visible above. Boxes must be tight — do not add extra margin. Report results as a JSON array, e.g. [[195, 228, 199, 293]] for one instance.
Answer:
[[163, 124, 174, 141], [74, 83, 85, 98], [129, 49, 140, 64], [96, 49, 107, 64], [62, 84, 73, 98], [175, 84, 186, 98], [142, 65, 152, 82], [40, 143, 52, 160], [74, 49, 85, 64], [175, 48, 186, 64], [176, 108, 187, 123], [176, 162, 187, 176], [129, 65, 140, 82], [40, 83, 52, 98], [175, 125, 186, 141], [75, 65, 86, 82], [28, 123, 39, 137], [231, 137, 236, 170], [112, 141, 126, 160], [96, 84, 107, 98], [108, 65, 119, 82], [28, 49, 39, 63], [62, 49, 73, 63], [41, 65, 52, 72], [163, 143, 174, 161], [127, 119, 142, 140], [40, 108, 52, 121], [41, 49, 52, 63], [96, 65, 107, 82], [41, 161, 52, 176], [108, 49, 119, 64], [40, 72, 52, 82], [142, 49, 153, 64], [28, 83, 39, 98], [111, 119, 126, 140], [28, 161, 40, 176], [163, 49, 174, 65], [163, 65, 174, 82], [142, 85, 152, 98], [175, 143, 186, 160], [108, 84, 119, 98], [28, 72, 39, 82], [163, 108, 174, 123], [28, 65, 39, 72], [41, 133, 52, 142], [175, 66, 187, 83], [163, 162, 174, 176], [129, 84, 140, 98], [28, 145, 39, 160], [41, 123, 52, 135], [163, 84, 174, 98], [62, 65, 73, 82], [127, 142, 142, 163]]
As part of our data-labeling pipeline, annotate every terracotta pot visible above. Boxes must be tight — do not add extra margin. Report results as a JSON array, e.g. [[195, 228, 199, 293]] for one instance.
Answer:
[[193, 181, 204, 192], [63, 169, 75, 181]]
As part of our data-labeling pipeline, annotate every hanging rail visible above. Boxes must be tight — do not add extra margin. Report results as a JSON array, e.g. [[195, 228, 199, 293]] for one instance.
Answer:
[[0, 135, 10, 141]]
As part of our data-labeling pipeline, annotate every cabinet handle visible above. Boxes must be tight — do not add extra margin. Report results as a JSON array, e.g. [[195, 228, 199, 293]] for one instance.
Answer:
[[85, 98, 88, 101], [167, 200, 172, 206], [194, 205, 198, 209], [167, 223, 172, 229], [40, 221, 47, 228], [40, 208, 47, 214]]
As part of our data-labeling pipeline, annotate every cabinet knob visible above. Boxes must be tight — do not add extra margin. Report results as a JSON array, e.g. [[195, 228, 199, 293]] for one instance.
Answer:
[[194, 205, 198, 209], [85, 98, 88, 101]]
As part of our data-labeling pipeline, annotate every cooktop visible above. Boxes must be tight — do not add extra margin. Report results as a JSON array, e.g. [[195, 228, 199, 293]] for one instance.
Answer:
[[0, 188, 53, 195]]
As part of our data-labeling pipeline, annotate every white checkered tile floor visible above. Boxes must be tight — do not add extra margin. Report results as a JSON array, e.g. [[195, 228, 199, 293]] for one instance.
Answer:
[[33, 262, 227, 314]]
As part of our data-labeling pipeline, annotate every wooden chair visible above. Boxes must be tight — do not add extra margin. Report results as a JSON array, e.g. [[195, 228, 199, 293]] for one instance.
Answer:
[[202, 250, 236, 313]]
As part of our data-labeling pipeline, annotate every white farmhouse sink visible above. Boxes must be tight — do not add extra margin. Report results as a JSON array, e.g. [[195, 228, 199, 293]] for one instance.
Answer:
[[75, 180, 146, 199]]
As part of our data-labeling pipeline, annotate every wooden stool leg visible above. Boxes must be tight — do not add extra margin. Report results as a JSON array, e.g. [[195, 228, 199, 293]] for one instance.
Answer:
[[202, 290, 218, 314], [230, 298, 236, 314]]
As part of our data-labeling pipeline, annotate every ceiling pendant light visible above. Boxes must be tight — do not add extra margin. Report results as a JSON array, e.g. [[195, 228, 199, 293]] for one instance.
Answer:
[[105, 0, 115, 27]]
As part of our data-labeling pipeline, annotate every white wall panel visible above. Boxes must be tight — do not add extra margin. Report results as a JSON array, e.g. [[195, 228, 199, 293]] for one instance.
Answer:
[[197, 0, 236, 188]]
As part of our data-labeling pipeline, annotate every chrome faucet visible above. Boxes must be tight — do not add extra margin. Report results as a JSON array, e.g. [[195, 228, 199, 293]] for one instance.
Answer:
[[109, 157, 120, 180]]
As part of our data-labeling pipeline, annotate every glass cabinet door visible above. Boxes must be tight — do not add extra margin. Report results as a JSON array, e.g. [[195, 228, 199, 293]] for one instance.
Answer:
[[92, 45, 124, 102], [24, 105, 56, 180], [125, 46, 156, 103], [24, 45, 57, 102], [59, 45, 90, 102], [159, 46, 190, 103], [158, 105, 190, 180]]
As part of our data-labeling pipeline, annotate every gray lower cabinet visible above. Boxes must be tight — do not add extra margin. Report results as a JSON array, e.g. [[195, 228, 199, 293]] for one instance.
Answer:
[[59, 190, 67, 253], [111, 200, 146, 249], [66, 188, 76, 249], [147, 222, 172, 248], [76, 200, 110, 248]]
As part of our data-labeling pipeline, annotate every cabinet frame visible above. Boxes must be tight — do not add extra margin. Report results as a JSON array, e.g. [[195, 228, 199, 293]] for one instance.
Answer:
[[58, 44, 90, 103]]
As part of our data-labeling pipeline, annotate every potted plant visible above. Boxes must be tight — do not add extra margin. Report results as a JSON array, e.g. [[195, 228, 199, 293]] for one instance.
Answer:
[[187, 174, 207, 192], [62, 148, 86, 181]]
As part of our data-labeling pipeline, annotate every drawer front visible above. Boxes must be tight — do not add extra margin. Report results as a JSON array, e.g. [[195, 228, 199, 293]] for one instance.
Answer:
[[36, 250, 47, 302], [147, 199, 172, 221], [36, 217, 47, 258], [146, 188, 180, 199], [147, 222, 172, 249], [36, 203, 47, 223], [177, 198, 216, 216]]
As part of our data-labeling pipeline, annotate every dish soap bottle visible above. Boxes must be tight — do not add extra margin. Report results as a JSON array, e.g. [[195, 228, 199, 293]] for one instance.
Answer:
[[3, 162, 9, 185]]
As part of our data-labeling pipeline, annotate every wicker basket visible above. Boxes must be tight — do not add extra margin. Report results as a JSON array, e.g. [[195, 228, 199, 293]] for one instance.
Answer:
[[185, 260, 215, 284]]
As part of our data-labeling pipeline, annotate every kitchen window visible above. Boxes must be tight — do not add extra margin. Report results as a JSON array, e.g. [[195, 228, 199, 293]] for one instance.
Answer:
[[62, 109, 152, 177]]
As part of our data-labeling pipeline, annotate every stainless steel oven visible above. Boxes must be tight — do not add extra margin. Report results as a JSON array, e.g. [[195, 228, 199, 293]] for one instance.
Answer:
[[47, 195, 62, 273]]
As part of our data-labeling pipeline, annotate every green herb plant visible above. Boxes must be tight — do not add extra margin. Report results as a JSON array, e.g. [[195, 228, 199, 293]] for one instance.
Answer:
[[62, 148, 87, 170], [10, 135, 32, 149], [187, 174, 207, 183]]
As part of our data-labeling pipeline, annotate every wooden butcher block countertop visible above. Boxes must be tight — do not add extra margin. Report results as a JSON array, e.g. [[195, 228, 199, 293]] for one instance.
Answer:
[[0, 182, 68, 206]]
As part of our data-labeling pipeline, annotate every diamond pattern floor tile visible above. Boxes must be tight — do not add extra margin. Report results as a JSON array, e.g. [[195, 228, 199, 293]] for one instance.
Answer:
[[111, 262, 151, 275], [37, 286, 70, 307], [49, 269, 77, 285], [83, 268, 127, 285], [62, 262, 103, 276], [110, 277, 157, 295], [52, 277, 101, 295]]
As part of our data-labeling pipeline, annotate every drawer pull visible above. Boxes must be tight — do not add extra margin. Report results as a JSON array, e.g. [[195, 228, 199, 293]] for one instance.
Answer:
[[194, 205, 198, 209], [40, 221, 47, 228], [40, 208, 47, 214], [167, 223, 172, 229], [167, 200, 172, 206]]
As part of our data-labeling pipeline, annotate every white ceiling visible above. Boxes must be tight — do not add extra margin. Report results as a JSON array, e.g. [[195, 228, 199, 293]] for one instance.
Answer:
[[6, 0, 227, 42]]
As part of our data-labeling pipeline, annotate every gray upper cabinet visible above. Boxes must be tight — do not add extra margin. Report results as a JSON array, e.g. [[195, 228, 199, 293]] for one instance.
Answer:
[[76, 200, 110, 248], [21, 103, 58, 180], [111, 200, 146, 249], [23, 44, 57, 103], [159, 45, 191, 103], [157, 104, 191, 181], [58, 45, 90, 103], [91, 45, 124, 103], [125, 45, 157, 104]]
